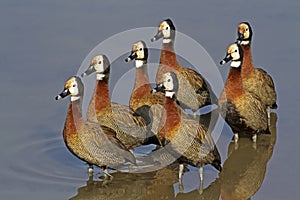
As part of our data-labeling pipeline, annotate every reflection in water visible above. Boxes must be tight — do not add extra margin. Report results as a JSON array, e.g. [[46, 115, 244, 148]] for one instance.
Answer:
[[220, 113, 277, 200], [70, 163, 221, 200], [175, 178, 220, 200], [69, 113, 276, 200], [70, 165, 178, 200]]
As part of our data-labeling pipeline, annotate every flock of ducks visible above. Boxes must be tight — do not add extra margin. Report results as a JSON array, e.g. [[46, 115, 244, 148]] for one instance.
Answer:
[[55, 19, 277, 187]]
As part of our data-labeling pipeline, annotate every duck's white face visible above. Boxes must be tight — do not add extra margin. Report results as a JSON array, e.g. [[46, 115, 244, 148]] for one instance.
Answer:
[[227, 43, 241, 61], [55, 77, 83, 101], [227, 43, 242, 68], [162, 72, 175, 91], [91, 55, 105, 73], [65, 77, 79, 96], [159, 21, 171, 38], [133, 41, 146, 60], [238, 23, 250, 40]]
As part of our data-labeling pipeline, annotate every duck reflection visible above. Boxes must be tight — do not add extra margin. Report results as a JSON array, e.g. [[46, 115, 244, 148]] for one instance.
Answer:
[[220, 113, 277, 200], [69, 112, 276, 200], [70, 163, 222, 200], [175, 178, 220, 200], [70, 165, 178, 200]]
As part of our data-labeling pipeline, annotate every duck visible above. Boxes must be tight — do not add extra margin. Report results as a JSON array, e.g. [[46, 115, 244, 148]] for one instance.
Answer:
[[152, 71, 222, 190], [125, 40, 165, 134], [219, 42, 270, 143], [151, 18, 217, 112], [81, 55, 154, 150], [55, 76, 136, 179], [237, 22, 277, 125]]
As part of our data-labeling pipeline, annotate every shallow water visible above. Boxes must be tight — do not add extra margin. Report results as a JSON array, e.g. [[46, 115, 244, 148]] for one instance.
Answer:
[[1, 0, 299, 199]]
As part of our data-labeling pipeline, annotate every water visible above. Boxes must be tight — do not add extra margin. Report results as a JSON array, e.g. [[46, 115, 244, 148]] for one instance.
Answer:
[[0, 0, 299, 199]]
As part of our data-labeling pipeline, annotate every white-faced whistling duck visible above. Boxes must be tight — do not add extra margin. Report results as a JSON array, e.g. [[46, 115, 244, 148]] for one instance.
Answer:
[[55, 76, 136, 179], [81, 55, 156, 149], [219, 43, 270, 144], [237, 22, 277, 126], [151, 18, 217, 112], [125, 41, 165, 135], [152, 72, 222, 191]]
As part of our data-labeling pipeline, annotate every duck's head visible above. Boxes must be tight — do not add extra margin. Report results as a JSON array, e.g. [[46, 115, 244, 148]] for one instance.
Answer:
[[125, 40, 148, 67], [237, 22, 253, 45], [220, 43, 243, 68], [81, 54, 110, 81], [55, 76, 84, 101], [152, 72, 178, 98], [151, 18, 176, 43]]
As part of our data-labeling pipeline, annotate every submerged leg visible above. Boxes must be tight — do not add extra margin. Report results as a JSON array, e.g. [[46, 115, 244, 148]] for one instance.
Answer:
[[179, 178, 184, 193], [198, 167, 204, 194]]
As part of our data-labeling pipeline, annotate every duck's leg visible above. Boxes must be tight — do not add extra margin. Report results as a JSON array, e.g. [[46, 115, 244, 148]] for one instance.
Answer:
[[252, 134, 257, 143], [234, 133, 239, 143], [179, 163, 184, 180], [234, 133, 239, 150], [101, 167, 113, 186], [198, 166, 204, 194], [103, 168, 112, 178], [252, 133, 257, 150], [178, 164, 184, 193], [267, 106, 271, 128], [88, 164, 93, 174], [179, 178, 184, 193], [192, 111, 197, 118]]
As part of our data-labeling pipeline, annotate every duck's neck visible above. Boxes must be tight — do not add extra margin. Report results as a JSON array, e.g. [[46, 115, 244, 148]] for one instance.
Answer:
[[89, 77, 111, 115], [156, 40, 179, 82], [158, 95, 181, 142], [132, 62, 152, 98], [160, 41, 179, 69], [241, 44, 254, 77], [95, 78, 111, 111], [222, 67, 245, 100], [64, 99, 84, 136]]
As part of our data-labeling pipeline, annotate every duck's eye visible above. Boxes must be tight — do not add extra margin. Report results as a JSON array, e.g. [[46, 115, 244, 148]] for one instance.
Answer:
[[139, 48, 142, 51], [98, 61, 102, 64]]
